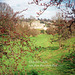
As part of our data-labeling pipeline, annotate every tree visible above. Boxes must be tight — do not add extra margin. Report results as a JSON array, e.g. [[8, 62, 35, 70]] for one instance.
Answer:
[[0, 2, 13, 17], [0, 2, 14, 34], [0, 2, 28, 34], [29, 0, 75, 33]]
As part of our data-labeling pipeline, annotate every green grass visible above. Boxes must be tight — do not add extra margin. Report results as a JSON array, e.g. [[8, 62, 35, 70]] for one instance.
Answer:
[[0, 34, 75, 75]]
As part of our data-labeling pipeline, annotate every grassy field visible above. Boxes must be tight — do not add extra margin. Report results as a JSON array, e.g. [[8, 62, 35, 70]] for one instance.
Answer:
[[0, 34, 75, 75]]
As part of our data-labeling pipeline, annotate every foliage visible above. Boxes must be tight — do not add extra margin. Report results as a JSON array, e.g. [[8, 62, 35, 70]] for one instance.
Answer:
[[0, 34, 75, 75], [57, 51, 75, 74], [46, 27, 56, 35], [0, 1, 75, 75], [56, 20, 75, 39], [13, 21, 40, 37], [27, 70, 38, 75], [0, 3, 14, 34]]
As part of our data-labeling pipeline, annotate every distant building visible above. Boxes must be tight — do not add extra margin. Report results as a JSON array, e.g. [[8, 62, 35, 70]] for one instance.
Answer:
[[16, 20, 30, 27], [17, 20, 48, 30], [43, 27, 48, 30], [30, 20, 48, 30]]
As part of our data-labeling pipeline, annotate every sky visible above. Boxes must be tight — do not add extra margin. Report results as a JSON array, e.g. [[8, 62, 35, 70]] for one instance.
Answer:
[[0, 0, 63, 19]]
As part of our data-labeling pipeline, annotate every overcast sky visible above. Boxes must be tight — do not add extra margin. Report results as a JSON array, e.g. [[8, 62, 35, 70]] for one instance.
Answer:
[[0, 0, 62, 19]]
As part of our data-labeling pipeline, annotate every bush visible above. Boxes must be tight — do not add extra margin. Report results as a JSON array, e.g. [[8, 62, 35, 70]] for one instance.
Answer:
[[13, 21, 40, 38], [29, 29, 40, 37], [46, 27, 56, 35], [55, 20, 75, 39]]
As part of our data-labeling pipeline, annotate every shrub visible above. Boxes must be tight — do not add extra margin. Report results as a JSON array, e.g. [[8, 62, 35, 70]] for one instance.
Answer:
[[29, 29, 40, 37], [55, 20, 75, 39], [46, 27, 56, 35], [14, 21, 40, 38]]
